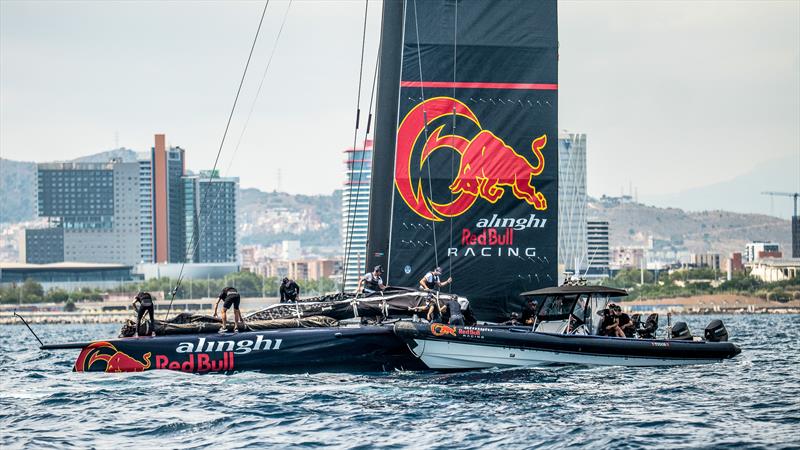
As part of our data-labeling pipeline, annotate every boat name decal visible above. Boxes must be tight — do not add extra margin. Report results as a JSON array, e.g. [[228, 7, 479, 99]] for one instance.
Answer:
[[651, 342, 670, 347], [175, 335, 283, 355]]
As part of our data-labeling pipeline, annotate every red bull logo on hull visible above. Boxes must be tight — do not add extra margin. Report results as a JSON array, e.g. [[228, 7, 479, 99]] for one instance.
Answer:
[[74, 342, 151, 373], [395, 96, 548, 222]]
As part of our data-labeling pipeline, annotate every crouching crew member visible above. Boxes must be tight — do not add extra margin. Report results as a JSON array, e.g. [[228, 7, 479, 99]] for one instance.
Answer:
[[214, 286, 242, 334], [419, 267, 452, 291], [133, 291, 156, 337], [358, 265, 386, 294], [280, 277, 300, 303], [441, 296, 465, 326]]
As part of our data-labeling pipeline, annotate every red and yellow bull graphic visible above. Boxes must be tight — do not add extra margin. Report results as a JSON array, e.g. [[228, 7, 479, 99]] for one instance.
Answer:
[[74, 342, 152, 373], [395, 96, 548, 222]]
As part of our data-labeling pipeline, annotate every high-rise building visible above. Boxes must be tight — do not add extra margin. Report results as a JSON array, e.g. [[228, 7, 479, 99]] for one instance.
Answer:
[[558, 131, 587, 273], [27, 160, 141, 265], [586, 220, 610, 274], [342, 139, 372, 291], [151, 134, 187, 263], [22, 133, 241, 267], [183, 171, 239, 263], [137, 155, 154, 263]]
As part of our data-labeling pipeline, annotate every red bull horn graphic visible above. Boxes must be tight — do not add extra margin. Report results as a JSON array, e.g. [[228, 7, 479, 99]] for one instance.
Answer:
[[395, 96, 548, 222], [74, 342, 151, 373]]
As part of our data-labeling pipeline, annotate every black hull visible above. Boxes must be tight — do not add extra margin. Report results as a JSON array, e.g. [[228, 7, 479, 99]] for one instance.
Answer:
[[73, 326, 425, 374]]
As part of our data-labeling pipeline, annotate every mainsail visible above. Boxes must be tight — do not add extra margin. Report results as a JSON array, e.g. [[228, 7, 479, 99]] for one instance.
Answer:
[[368, 0, 558, 321]]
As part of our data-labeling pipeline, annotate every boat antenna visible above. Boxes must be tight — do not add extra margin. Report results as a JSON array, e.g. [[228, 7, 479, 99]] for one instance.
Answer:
[[342, 0, 373, 293], [164, 1, 270, 320], [581, 245, 600, 279]]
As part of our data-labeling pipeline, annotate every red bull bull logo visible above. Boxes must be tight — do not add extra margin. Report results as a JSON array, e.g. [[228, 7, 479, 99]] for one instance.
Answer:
[[396, 96, 548, 222], [74, 342, 151, 373], [430, 323, 458, 337]]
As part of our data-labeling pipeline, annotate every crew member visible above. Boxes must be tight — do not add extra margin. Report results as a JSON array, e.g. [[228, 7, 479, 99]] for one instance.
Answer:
[[598, 305, 624, 337], [441, 296, 465, 326], [419, 267, 452, 291], [280, 277, 300, 303], [614, 304, 634, 338], [214, 286, 242, 334], [358, 265, 386, 294], [132, 291, 155, 337], [520, 298, 539, 325]]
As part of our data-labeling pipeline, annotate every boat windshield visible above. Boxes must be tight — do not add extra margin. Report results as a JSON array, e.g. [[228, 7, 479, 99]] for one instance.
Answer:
[[535, 295, 579, 321]]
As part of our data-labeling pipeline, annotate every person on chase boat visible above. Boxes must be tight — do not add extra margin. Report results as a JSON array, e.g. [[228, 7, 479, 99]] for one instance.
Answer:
[[214, 286, 242, 334]]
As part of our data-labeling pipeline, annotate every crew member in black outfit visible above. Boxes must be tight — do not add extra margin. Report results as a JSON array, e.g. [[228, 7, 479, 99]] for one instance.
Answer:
[[598, 305, 624, 337], [280, 277, 300, 303], [613, 304, 634, 337], [441, 297, 465, 326], [520, 298, 539, 325], [132, 291, 155, 337], [214, 286, 242, 334]]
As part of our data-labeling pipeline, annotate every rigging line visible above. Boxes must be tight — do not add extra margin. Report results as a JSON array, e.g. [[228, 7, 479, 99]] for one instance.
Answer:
[[412, 0, 438, 268], [447, 0, 458, 293], [342, 0, 371, 292], [347, 22, 383, 288], [186, 0, 292, 295], [224, 0, 293, 178], [164, 0, 270, 321]]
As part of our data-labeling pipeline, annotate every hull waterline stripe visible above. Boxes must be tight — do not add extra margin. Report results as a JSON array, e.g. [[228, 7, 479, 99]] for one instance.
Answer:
[[400, 81, 558, 90]]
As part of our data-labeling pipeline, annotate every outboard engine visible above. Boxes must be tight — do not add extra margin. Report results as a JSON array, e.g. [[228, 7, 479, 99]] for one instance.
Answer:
[[671, 321, 692, 340], [704, 319, 729, 342]]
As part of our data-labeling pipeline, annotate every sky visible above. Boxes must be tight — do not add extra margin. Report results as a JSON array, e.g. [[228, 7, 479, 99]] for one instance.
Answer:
[[1, 0, 798, 200]]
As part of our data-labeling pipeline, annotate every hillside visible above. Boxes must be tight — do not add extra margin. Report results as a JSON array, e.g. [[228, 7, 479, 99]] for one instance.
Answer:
[[239, 188, 342, 248], [1, 149, 793, 258], [588, 198, 792, 255]]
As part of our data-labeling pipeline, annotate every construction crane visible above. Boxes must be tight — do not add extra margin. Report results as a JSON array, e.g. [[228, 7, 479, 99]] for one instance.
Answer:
[[761, 191, 799, 218], [762, 191, 799, 258]]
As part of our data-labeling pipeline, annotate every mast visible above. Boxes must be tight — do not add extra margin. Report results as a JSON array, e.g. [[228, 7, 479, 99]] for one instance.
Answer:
[[366, 0, 405, 280]]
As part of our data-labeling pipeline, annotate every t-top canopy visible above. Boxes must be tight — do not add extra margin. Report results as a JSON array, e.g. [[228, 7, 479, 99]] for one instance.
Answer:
[[520, 285, 628, 298]]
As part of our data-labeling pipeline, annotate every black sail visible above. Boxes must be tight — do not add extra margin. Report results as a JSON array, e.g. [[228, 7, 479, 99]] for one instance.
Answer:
[[368, 0, 558, 322]]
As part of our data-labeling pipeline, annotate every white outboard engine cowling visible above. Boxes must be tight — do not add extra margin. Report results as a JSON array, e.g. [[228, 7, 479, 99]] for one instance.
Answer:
[[704, 319, 729, 342]]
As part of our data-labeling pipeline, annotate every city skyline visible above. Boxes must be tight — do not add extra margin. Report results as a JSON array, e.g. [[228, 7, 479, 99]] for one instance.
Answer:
[[1, 1, 797, 203]]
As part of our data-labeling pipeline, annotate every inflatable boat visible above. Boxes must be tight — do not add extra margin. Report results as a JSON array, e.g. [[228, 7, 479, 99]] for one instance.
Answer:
[[393, 285, 741, 369]]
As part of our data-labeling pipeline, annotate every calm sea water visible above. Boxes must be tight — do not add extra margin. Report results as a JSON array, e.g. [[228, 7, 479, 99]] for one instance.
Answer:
[[1, 314, 798, 449]]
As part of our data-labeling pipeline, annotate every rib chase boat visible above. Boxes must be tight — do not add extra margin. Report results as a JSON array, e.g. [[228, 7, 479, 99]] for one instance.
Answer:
[[393, 284, 741, 369]]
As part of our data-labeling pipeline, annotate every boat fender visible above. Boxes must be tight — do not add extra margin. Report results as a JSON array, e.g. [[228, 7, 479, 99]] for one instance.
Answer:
[[704, 319, 729, 342], [671, 322, 692, 340]]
